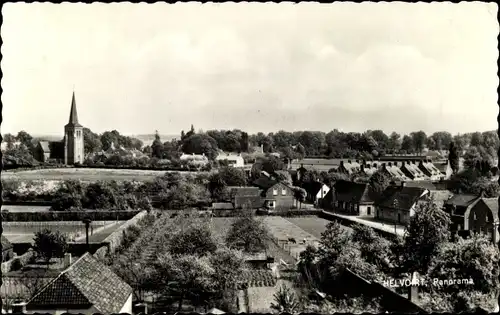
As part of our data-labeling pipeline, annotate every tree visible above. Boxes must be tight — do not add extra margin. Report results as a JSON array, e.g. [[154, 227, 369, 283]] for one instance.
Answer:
[[83, 128, 102, 154], [351, 224, 391, 272], [401, 135, 414, 153], [410, 131, 427, 154], [293, 187, 307, 209], [208, 173, 228, 201], [226, 214, 269, 253], [271, 285, 301, 314], [262, 156, 285, 174], [218, 167, 247, 186], [151, 131, 164, 159], [33, 229, 69, 264], [369, 171, 393, 195], [295, 143, 306, 159], [182, 134, 219, 160], [100, 130, 120, 151], [169, 225, 218, 257], [3, 133, 16, 150], [16, 131, 35, 154], [449, 142, 460, 174], [400, 198, 451, 275]]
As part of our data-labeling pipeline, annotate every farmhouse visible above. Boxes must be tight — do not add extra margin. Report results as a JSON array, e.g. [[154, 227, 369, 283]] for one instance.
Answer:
[[443, 194, 483, 233], [33, 92, 85, 165], [399, 161, 428, 181], [336, 160, 362, 176], [228, 186, 263, 209], [359, 162, 378, 176], [418, 160, 444, 181], [25, 253, 133, 315], [216, 152, 245, 168], [252, 177, 295, 211], [375, 184, 429, 225], [330, 180, 377, 216], [380, 163, 410, 181]]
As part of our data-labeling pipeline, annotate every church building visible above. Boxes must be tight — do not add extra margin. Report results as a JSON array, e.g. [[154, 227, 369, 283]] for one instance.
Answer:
[[34, 92, 85, 165]]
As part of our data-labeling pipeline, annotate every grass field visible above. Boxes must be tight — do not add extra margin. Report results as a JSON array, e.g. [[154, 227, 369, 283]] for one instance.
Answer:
[[1, 205, 51, 213], [1, 168, 204, 182], [3, 221, 123, 243], [284, 216, 349, 239]]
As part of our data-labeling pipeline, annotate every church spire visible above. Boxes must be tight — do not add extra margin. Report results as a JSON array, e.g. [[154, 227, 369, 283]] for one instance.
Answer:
[[66, 91, 82, 127]]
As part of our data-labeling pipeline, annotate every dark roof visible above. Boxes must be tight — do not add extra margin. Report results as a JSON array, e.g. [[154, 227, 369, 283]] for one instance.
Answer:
[[1, 235, 13, 250], [302, 181, 326, 196], [334, 181, 375, 204], [65, 91, 83, 128], [252, 177, 278, 190], [376, 186, 428, 211], [28, 253, 132, 314], [434, 161, 450, 173], [445, 194, 480, 208], [228, 186, 261, 197]]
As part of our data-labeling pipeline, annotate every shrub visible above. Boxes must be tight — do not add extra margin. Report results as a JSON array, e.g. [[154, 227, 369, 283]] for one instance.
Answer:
[[10, 258, 23, 271]]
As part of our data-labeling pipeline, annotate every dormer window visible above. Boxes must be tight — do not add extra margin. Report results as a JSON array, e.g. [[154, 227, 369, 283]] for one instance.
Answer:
[[273, 189, 278, 196]]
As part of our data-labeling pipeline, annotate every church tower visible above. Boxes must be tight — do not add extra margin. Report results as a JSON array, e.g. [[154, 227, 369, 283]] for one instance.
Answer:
[[64, 91, 84, 165]]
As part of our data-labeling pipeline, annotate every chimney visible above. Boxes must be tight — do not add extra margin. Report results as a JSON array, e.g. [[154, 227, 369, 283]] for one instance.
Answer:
[[373, 163, 378, 168], [408, 272, 419, 304], [402, 161, 405, 166], [401, 181, 406, 188], [64, 253, 72, 269], [355, 159, 360, 164], [192, 153, 195, 156], [11, 302, 27, 313], [347, 160, 352, 164], [382, 163, 386, 168], [388, 162, 392, 167], [340, 161, 344, 166], [361, 165, 365, 172]]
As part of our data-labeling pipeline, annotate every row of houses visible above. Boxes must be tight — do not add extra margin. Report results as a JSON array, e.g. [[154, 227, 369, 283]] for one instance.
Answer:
[[322, 180, 500, 243]]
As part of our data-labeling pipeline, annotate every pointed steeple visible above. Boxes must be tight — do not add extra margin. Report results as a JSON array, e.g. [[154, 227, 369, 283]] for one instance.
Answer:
[[66, 91, 82, 127]]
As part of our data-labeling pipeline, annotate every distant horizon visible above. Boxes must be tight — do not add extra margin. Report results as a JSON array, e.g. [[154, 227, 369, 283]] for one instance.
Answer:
[[2, 3, 498, 136]]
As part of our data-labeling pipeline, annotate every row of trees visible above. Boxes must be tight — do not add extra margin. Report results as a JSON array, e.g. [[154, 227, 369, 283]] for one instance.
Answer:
[[108, 211, 270, 312], [297, 199, 499, 313]]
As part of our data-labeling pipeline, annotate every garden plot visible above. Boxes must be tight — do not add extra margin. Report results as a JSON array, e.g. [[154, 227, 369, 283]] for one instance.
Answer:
[[285, 216, 348, 239], [3, 221, 120, 243], [262, 216, 320, 261]]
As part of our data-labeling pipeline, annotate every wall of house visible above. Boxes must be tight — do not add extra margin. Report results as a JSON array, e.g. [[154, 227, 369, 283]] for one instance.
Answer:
[[119, 293, 133, 314], [468, 203, 499, 242], [358, 204, 375, 217], [265, 184, 295, 211], [376, 207, 410, 225], [234, 195, 263, 209]]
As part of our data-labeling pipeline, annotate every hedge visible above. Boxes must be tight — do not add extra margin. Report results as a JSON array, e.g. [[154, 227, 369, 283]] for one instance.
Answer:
[[3, 164, 71, 172], [2, 210, 141, 222], [76, 164, 207, 172]]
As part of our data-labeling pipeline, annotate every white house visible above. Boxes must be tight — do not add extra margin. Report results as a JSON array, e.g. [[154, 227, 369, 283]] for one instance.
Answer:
[[25, 253, 133, 315], [216, 153, 245, 168]]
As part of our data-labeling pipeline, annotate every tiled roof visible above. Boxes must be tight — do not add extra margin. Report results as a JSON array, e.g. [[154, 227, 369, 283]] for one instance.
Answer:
[[376, 186, 428, 211], [229, 187, 261, 197], [38, 141, 51, 153], [400, 163, 427, 180], [302, 181, 326, 196], [1, 235, 13, 250], [28, 253, 132, 314], [252, 177, 278, 190], [236, 269, 277, 289], [445, 194, 479, 208], [334, 180, 375, 204]]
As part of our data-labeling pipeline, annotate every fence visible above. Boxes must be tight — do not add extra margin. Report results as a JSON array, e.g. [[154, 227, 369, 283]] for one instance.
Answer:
[[93, 210, 148, 259]]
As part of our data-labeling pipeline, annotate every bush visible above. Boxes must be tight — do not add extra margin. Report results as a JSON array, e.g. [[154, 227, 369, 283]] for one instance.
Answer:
[[10, 258, 23, 271]]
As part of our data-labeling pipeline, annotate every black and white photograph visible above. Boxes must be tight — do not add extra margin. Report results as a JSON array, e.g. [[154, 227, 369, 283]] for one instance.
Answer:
[[1, 2, 499, 314]]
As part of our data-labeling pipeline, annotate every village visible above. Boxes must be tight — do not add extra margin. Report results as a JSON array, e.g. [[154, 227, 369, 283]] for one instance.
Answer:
[[2, 2, 498, 314]]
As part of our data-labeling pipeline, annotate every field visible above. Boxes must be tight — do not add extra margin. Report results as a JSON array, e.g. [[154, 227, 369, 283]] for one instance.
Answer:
[[1, 205, 51, 213], [285, 216, 347, 239], [3, 221, 125, 243], [1, 168, 191, 182]]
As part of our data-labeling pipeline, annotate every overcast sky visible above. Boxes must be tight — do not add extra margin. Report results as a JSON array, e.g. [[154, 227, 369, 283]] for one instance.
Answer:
[[2, 2, 499, 137]]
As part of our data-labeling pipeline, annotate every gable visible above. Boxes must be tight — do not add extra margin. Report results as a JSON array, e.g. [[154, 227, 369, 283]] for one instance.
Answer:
[[28, 274, 92, 308]]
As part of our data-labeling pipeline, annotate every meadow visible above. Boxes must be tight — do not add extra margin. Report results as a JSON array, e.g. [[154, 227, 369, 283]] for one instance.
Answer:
[[2, 168, 171, 182], [3, 221, 125, 243], [285, 216, 346, 239]]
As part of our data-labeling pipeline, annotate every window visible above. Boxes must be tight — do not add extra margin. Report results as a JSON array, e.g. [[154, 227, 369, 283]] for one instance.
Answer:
[[282, 189, 287, 196], [457, 224, 462, 230], [273, 189, 278, 196]]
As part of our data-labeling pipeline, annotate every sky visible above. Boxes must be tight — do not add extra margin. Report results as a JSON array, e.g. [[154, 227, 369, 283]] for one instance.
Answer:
[[1, 2, 499, 137]]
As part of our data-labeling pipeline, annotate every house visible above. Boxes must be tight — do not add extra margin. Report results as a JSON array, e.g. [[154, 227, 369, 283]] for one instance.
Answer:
[[331, 180, 377, 216], [34, 141, 51, 162], [336, 160, 362, 176], [301, 181, 330, 206], [467, 198, 500, 242], [228, 186, 263, 209], [380, 163, 410, 181], [180, 153, 209, 167], [399, 161, 428, 181], [443, 194, 499, 242], [434, 159, 454, 180], [443, 194, 483, 233], [26, 253, 133, 314], [418, 160, 443, 181], [252, 177, 295, 211], [2, 235, 14, 262], [359, 162, 378, 177], [216, 153, 245, 168], [375, 184, 429, 225]]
